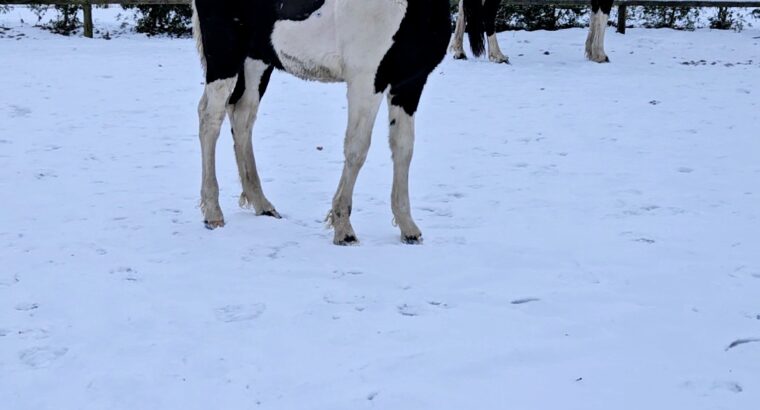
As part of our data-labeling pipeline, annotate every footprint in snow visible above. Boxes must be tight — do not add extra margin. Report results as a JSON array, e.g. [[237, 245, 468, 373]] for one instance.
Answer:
[[215, 304, 266, 323], [511, 297, 540, 305], [19, 346, 68, 369], [15, 302, 39, 311], [18, 328, 51, 340], [109, 266, 141, 282], [713, 381, 743, 393], [397, 304, 422, 317], [681, 380, 743, 394]]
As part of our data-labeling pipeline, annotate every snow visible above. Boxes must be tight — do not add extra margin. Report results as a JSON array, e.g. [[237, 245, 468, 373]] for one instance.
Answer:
[[2, 14, 760, 410]]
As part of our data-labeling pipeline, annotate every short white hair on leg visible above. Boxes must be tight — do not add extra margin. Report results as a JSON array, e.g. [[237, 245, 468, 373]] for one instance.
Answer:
[[487, 34, 509, 64], [387, 98, 422, 243], [585, 10, 610, 63], [198, 77, 237, 229], [449, 0, 467, 60]]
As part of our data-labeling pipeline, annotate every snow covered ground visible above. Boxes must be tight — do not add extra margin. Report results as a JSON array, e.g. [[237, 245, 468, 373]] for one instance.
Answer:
[[1, 15, 759, 410]]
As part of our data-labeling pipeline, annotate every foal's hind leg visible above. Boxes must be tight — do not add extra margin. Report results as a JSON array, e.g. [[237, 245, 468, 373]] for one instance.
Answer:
[[585, 0, 611, 63], [484, 0, 509, 64], [199, 77, 237, 229], [449, 0, 467, 60], [228, 59, 280, 218], [387, 96, 422, 244], [328, 78, 383, 245]]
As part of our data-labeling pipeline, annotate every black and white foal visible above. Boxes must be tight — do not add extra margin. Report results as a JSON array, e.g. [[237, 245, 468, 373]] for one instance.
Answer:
[[449, 0, 615, 63], [192, 0, 453, 245]]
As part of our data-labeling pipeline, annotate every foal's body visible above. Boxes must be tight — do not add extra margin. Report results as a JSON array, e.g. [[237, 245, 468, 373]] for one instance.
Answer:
[[192, 0, 453, 244], [449, 0, 615, 63]]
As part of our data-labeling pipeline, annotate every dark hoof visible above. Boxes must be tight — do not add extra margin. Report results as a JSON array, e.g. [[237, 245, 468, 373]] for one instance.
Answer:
[[453, 53, 467, 60], [403, 235, 422, 245], [499, 58, 511, 65], [336, 235, 358, 246], [204, 220, 225, 230], [261, 209, 282, 219], [605, 56, 610, 63]]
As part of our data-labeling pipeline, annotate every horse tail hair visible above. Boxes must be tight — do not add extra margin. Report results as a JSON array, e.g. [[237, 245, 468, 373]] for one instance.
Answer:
[[463, 0, 485, 57], [191, 0, 207, 75]]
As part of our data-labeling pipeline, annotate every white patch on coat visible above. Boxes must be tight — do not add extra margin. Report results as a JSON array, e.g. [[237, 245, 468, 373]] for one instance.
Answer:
[[585, 10, 609, 63], [271, 0, 406, 83]]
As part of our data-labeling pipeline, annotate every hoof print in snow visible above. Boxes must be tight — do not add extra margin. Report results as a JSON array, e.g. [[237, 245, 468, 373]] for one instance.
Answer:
[[333, 270, 363, 278], [428, 301, 450, 308], [367, 391, 379, 401], [18, 328, 50, 340], [511, 297, 540, 305], [110, 267, 140, 282], [19, 346, 68, 369], [713, 381, 743, 393], [0, 273, 20, 287], [397, 304, 420, 317], [635, 238, 656, 244], [677, 167, 694, 174], [15, 302, 39, 311], [215, 304, 266, 323], [649, 100, 661, 105], [725, 338, 760, 351]]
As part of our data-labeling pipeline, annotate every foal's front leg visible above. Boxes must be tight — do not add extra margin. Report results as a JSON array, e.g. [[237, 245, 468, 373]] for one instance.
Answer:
[[328, 79, 383, 245], [585, 0, 612, 63], [228, 59, 280, 218], [388, 99, 422, 244], [199, 77, 237, 229]]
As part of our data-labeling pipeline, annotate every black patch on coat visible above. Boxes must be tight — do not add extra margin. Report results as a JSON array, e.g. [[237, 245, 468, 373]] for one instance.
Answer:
[[275, 0, 325, 21], [259, 65, 275, 98], [229, 68, 246, 105], [228, 64, 274, 106], [483, 0, 500, 36], [194, 0, 251, 84], [195, 0, 327, 85], [374, 0, 451, 116], [463, 0, 486, 56], [591, 0, 614, 15]]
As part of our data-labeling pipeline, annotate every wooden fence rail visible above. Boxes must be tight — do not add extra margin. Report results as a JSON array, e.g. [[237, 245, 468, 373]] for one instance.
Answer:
[[2, 0, 760, 37]]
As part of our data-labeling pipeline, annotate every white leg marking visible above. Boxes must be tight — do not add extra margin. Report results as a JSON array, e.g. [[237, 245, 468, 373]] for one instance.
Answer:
[[327, 78, 383, 245], [199, 77, 237, 229], [585, 11, 610, 63], [449, 0, 467, 59], [487, 33, 509, 64], [387, 99, 422, 243], [228, 59, 280, 218]]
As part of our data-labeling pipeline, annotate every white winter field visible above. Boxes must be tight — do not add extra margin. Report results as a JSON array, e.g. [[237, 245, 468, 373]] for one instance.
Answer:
[[1, 9, 759, 410]]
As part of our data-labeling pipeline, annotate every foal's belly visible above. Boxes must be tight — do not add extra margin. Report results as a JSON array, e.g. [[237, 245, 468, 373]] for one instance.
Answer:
[[271, 1, 343, 82], [270, 0, 408, 83]]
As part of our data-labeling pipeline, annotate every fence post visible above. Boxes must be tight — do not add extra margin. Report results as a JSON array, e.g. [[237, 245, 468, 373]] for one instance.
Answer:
[[83, 1, 93, 38], [617, 4, 627, 34]]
